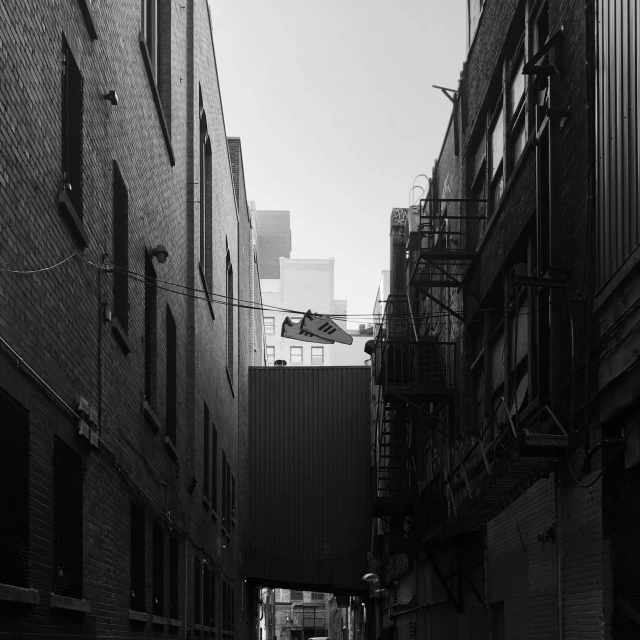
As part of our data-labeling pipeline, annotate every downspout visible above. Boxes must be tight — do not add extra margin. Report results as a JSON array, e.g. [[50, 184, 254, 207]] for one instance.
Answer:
[[185, 539, 189, 640]]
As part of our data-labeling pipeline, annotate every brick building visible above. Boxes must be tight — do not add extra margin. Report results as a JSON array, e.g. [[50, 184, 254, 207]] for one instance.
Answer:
[[368, 0, 639, 639], [0, 1, 264, 638]]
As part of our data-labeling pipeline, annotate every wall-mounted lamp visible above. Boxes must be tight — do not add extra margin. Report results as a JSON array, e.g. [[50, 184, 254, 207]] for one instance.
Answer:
[[150, 244, 169, 264], [104, 90, 119, 106], [361, 573, 380, 586]]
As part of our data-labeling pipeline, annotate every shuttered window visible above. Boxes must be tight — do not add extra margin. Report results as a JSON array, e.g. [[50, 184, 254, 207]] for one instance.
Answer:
[[226, 253, 234, 374], [194, 557, 201, 624], [130, 503, 146, 611], [145, 251, 158, 405], [222, 450, 228, 530], [113, 162, 129, 331], [203, 403, 210, 501], [0, 389, 30, 588], [203, 563, 210, 627], [62, 36, 83, 218], [166, 305, 177, 443], [169, 536, 179, 619], [152, 522, 164, 616], [54, 438, 83, 598], [212, 424, 218, 512]]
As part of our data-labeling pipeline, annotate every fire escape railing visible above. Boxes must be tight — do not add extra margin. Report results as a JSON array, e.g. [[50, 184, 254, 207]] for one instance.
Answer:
[[421, 400, 569, 543]]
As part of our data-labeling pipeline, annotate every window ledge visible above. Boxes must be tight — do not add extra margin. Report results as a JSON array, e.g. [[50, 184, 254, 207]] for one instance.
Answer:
[[152, 614, 168, 625], [111, 316, 133, 354], [203, 495, 211, 511], [77, 0, 98, 40], [226, 368, 235, 397], [144, 399, 161, 432], [169, 618, 184, 628], [199, 263, 216, 320], [51, 593, 90, 612], [57, 189, 89, 249], [139, 34, 175, 167], [129, 609, 151, 623], [211, 508, 218, 522], [0, 584, 39, 604], [164, 435, 178, 460]]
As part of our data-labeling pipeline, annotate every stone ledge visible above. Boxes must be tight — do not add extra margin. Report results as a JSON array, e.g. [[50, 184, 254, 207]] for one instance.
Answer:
[[57, 189, 89, 249], [50, 593, 90, 612], [151, 614, 168, 625], [129, 609, 151, 622], [169, 618, 183, 628], [111, 317, 133, 354], [164, 435, 178, 460], [0, 583, 39, 604], [144, 399, 161, 432]]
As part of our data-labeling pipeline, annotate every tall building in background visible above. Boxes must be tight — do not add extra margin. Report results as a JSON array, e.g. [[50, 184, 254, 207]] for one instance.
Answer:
[[256, 210, 372, 366]]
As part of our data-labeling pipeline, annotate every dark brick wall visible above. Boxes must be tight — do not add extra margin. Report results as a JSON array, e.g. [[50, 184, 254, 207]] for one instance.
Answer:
[[0, 0, 256, 637]]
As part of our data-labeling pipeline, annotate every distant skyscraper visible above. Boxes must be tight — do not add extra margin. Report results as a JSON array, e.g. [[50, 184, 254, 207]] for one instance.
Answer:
[[255, 210, 292, 279]]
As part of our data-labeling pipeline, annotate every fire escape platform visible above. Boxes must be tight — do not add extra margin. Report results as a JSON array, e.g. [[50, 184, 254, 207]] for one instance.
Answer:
[[423, 431, 567, 544]]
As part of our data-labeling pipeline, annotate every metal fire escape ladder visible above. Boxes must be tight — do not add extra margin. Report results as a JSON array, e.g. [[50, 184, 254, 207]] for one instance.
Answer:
[[408, 198, 483, 322]]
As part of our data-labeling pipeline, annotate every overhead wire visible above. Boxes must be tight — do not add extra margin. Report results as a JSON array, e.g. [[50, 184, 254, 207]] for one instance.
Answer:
[[1, 252, 583, 326]]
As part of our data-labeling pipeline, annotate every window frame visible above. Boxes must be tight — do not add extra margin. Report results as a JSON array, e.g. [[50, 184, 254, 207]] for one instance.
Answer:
[[266, 346, 275, 364], [290, 346, 303, 364], [264, 317, 276, 334], [310, 346, 324, 364]]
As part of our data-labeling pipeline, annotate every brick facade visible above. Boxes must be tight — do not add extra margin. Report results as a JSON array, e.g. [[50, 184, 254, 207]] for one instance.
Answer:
[[371, 0, 627, 638], [0, 1, 261, 637]]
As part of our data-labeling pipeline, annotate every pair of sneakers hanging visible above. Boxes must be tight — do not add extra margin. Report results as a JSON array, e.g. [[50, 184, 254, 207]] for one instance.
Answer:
[[281, 310, 353, 345]]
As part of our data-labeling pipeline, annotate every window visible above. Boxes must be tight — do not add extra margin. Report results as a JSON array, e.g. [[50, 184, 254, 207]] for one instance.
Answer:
[[232, 474, 236, 523], [226, 252, 234, 374], [223, 581, 235, 633], [152, 523, 164, 616], [222, 450, 228, 530], [209, 571, 216, 628], [0, 389, 29, 588], [131, 503, 146, 611], [203, 563, 211, 628], [212, 423, 218, 512], [489, 104, 505, 214], [310, 347, 324, 364], [266, 346, 275, 364], [62, 36, 83, 218], [113, 162, 129, 331], [290, 590, 303, 601], [194, 557, 201, 624], [311, 592, 324, 601], [54, 438, 83, 598], [203, 403, 210, 502], [169, 536, 179, 619], [507, 50, 527, 170], [264, 317, 275, 334], [145, 251, 158, 405], [166, 305, 177, 445], [290, 346, 303, 364], [200, 91, 213, 292], [141, 0, 171, 128]]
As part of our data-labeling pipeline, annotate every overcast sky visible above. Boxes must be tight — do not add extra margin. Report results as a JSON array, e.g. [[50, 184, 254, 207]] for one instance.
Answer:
[[209, 0, 467, 324]]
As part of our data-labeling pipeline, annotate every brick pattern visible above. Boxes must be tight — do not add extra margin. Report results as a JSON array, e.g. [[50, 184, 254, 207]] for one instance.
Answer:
[[0, 0, 256, 637]]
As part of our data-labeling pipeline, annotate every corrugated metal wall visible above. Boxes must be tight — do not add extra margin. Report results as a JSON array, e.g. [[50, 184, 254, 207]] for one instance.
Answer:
[[247, 367, 371, 592], [596, 0, 640, 286]]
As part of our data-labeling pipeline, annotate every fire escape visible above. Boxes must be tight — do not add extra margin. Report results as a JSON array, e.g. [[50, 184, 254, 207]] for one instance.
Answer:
[[372, 293, 456, 554]]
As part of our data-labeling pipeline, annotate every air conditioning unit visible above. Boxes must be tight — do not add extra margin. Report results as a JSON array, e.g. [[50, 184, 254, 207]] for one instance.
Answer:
[[89, 425, 99, 448], [89, 407, 98, 427]]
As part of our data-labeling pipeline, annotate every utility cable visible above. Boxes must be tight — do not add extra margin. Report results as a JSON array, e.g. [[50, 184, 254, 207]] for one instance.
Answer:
[[0, 253, 77, 273]]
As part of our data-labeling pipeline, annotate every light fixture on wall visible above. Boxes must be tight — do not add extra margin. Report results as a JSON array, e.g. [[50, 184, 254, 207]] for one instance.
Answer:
[[150, 244, 169, 264], [103, 90, 119, 106]]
